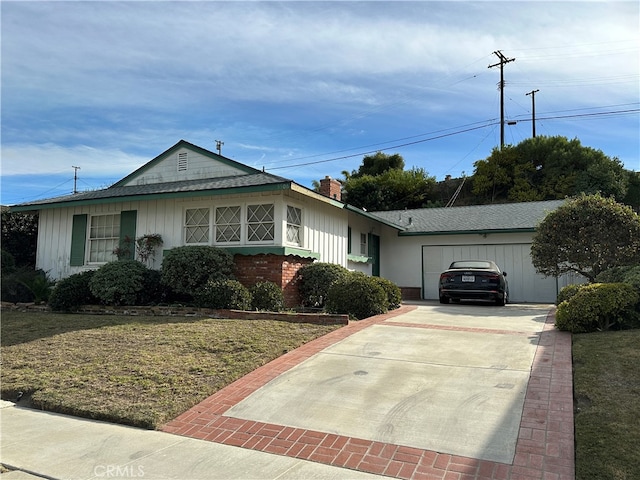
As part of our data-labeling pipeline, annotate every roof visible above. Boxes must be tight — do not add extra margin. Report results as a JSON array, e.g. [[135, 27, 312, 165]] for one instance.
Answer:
[[371, 200, 565, 235], [11, 173, 293, 211]]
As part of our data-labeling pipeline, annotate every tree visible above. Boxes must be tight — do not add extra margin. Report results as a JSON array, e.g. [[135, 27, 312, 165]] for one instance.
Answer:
[[349, 151, 404, 178], [343, 167, 437, 211], [531, 193, 640, 282], [1, 210, 38, 268], [472, 136, 630, 203]]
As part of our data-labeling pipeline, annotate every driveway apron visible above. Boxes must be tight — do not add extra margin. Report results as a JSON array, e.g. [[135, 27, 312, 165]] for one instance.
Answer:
[[163, 303, 575, 479]]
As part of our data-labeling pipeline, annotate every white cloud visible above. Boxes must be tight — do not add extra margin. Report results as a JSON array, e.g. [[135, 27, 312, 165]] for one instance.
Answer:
[[0, 144, 148, 178]]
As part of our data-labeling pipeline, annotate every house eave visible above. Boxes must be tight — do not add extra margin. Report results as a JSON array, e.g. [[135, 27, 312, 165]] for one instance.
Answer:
[[398, 227, 536, 237], [10, 182, 292, 212], [345, 205, 405, 231]]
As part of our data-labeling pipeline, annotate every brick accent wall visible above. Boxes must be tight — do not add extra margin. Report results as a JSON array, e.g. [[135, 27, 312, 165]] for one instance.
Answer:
[[233, 254, 315, 307]]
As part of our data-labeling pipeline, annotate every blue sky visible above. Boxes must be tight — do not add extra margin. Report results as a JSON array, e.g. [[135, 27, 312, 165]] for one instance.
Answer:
[[2, 1, 639, 206]]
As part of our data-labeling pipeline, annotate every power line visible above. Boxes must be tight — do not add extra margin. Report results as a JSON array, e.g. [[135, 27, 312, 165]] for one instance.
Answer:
[[268, 107, 639, 172]]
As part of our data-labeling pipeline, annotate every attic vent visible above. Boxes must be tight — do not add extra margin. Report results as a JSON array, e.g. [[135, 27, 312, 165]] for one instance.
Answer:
[[177, 152, 188, 172]]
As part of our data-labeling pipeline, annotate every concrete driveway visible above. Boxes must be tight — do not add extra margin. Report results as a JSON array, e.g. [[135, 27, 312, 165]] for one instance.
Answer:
[[163, 301, 575, 479], [224, 303, 547, 463]]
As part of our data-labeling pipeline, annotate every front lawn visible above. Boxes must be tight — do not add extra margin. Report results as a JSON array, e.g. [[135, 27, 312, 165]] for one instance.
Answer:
[[573, 329, 640, 480], [0, 311, 341, 429]]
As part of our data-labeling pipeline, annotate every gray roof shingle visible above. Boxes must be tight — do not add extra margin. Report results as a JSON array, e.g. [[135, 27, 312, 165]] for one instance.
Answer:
[[13, 173, 292, 209], [371, 200, 565, 234]]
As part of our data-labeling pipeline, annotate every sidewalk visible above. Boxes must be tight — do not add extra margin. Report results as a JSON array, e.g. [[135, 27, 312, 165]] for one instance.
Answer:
[[1, 303, 574, 480]]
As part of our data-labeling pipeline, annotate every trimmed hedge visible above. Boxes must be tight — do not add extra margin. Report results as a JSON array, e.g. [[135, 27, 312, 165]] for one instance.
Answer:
[[555, 283, 640, 333], [325, 271, 388, 320], [297, 262, 349, 308], [161, 246, 234, 298], [195, 279, 252, 310], [556, 283, 582, 305], [89, 260, 150, 306], [250, 281, 284, 312], [371, 276, 402, 310], [48, 270, 98, 311]]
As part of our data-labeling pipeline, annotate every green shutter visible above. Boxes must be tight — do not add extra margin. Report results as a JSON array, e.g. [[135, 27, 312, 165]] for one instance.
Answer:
[[347, 227, 352, 254], [70, 214, 88, 266], [119, 210, 137, 260]]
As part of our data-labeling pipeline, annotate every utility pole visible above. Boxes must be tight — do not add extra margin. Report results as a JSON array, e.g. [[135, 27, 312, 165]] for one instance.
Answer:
[[526, 89, 540, 138], [488, 51, 515, 149], [72, 166, 81, 194], [215, 140, 224, 155]]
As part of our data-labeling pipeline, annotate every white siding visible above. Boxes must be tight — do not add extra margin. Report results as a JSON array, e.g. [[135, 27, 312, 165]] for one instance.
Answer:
[[122, 147, 248, 186], [36, 191, 351, 280]]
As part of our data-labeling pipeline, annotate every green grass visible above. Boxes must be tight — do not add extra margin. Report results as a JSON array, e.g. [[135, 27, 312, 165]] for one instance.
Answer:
[[0, 311, 341, 429], [573, 329, 640, 480]]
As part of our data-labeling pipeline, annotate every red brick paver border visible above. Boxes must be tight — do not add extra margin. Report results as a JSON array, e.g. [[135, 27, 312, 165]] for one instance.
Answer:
[[162, 305, 574, 480]]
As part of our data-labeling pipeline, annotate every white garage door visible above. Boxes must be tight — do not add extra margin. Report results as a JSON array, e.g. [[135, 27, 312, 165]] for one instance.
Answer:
[[422, 243, 558, 303]]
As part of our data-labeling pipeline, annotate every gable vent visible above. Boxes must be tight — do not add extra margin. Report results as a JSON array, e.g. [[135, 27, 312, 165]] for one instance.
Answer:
[[177, 152, 188, 172]]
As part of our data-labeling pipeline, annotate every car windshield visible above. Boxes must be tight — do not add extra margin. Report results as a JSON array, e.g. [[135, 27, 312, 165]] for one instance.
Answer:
[[450, 261, 493, 270]]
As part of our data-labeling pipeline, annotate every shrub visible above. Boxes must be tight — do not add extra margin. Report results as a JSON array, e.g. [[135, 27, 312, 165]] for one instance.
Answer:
[[0, 268, 53, 303], [89, 260, 150, 306], [136, 269, 172, 306], [556, 283, 582, 305], [596, 265, 640, 291], [297, 262, 349, 308], [195, 279, 252, 310], [555, 283, 640, 333], [48, 270, 98, 311], [161, 246, 234, 298], [325, 271, 388, 320], [250, 281, 284, 312], [1, 249, 16, 275], [372, 276, 402, 310]]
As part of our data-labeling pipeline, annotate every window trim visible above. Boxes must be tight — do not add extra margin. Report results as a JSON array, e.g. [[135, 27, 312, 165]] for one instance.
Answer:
[[285, 205, 303, 247], [87, 213, 121, 264], [184, 206, 211, 245], [246, 203, 275, 244]]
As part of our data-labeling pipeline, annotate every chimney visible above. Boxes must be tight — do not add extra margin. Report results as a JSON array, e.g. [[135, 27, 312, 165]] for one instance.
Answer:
[[319, 176, 341, 201]]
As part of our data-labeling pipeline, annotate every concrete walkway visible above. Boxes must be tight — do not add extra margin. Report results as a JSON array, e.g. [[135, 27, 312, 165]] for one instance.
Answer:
[[0, 303, 575, 479]]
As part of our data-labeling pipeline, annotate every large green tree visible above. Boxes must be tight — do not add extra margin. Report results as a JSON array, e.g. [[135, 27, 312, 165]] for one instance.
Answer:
[[531, 193, 640, 282], [472, 136, 629, 203], [342, 167, 436, 211], [1, 210, 38, 268], [348, 151, 405, 179]]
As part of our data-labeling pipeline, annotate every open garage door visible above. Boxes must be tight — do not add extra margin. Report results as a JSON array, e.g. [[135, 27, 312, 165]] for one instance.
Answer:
[[422, 244, 558, 303]]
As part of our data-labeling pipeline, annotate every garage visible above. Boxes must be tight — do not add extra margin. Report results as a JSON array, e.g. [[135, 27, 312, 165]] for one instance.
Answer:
[[422, 243, 558, 303], [376, 200, 577, 304]]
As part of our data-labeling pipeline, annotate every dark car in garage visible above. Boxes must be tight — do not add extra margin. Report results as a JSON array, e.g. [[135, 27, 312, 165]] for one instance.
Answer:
[[438, 260, 509, 306]]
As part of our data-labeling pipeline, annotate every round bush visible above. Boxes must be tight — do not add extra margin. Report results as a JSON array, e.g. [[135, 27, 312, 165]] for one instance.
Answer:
[[48, 270, 98, 311], [325, 271, 388, 320], [556, 283, 582, 305], [371, 276, 402, 310], [555, 283, 639, 333], [250, 281, 284, 311], [195, 279, 252, 310], [136, 269, 172, 306], [297, 262, 349, 308], [161, 246, 234, 298], [89, 260, 150, 306]]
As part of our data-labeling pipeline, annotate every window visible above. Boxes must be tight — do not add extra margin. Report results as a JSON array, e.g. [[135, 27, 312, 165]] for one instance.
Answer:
[[215, 206, 241, 243], [185, 208, 209, 244], [177, 152, 188, 172], [360, 233, 368, 255], [286, 206, 302, 245], [247, 204, 274, 242], [88, 214, 121, 263]]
